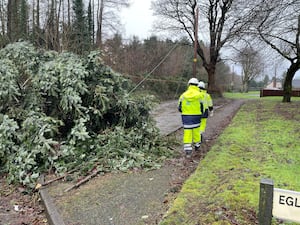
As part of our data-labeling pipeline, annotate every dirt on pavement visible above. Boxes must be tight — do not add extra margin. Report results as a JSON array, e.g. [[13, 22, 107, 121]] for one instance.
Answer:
[[0, 179, 47, 225], [0, 98, 245, 225]]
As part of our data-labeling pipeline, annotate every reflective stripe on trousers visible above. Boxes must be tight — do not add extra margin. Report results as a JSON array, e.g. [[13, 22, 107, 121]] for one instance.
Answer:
[[183, 126, 201, 148], [184, 144, 193, 152]]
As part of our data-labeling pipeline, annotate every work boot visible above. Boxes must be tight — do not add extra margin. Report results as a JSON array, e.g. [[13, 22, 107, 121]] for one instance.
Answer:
[[185, 150, 192, 158], [195, 144, 201, 151]]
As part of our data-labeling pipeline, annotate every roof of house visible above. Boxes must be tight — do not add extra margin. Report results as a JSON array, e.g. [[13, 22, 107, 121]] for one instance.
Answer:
[[264, 79, 300, 90], [265, 81, 282, 90], [292, 79, 300, 88]]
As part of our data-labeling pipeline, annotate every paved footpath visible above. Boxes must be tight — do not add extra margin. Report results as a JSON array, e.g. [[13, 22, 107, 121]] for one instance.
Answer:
[[151, 99, 242, 137], [151, 100, 182, 136], [44, 98, 245, 225]]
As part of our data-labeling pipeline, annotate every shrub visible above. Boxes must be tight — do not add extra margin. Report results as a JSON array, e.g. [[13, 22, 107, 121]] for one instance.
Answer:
[[0, 42, 172, 188]]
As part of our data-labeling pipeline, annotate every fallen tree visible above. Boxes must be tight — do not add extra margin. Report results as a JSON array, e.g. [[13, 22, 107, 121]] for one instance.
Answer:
[[0, 42, 173, 188]]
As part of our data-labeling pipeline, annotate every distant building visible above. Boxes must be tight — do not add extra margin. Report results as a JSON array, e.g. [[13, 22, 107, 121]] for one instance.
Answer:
[[265, 79, 300, 90], [261, 78, 300, 97], [265, 80, 282, 89], [292, 79, 300, 90]]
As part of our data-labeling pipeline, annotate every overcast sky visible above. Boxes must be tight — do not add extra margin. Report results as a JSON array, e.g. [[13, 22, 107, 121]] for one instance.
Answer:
[[119, 1, 300, 79], [120, 0, 155, 39]]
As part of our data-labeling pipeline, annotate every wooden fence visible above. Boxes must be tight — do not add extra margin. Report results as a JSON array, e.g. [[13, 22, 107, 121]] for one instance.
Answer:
[[260, 89, 300, 97]]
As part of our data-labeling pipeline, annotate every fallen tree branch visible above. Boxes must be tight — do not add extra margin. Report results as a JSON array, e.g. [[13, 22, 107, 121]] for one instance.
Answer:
[[42, 169, 78, 186], [64, 169, 99, 192]]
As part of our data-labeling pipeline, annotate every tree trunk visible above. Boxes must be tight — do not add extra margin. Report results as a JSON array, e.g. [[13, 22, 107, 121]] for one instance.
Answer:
[[96, 0, 104, 48], [37, 0, 40, 28], [207, 63, 222, 97], [7, 0, 19, 42], [19, 0, 28, 38], [0, 0, 6, 36], [32, 0, 35, 40], [56, 0, 62, 51], [282, 62, 299, 102], [68, 0, 71, 27]]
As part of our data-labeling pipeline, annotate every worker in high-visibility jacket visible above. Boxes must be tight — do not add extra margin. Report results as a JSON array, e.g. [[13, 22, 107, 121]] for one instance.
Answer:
[[178, 78, 204, 157], [198, 81, 213, 143]]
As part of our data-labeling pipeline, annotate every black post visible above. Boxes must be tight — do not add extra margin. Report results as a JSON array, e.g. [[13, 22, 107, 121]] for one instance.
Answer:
[[193, 7, 198, 77], [259, 178, 274, 225]]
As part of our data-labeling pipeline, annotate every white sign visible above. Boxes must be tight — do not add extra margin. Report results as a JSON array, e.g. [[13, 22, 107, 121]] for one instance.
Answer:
[[273, 188, 300, 223]]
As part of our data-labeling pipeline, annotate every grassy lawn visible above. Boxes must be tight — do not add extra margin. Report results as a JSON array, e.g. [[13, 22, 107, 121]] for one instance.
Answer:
[[159, 96, 300, 225], [224, 91, 261, 99]]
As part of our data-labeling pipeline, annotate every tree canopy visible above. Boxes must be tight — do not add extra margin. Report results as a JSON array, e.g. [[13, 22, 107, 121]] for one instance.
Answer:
[[151, 0, 250, 95]]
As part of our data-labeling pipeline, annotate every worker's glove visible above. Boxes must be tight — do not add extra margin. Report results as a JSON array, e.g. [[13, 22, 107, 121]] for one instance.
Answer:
[[210, 110, 214, 117]]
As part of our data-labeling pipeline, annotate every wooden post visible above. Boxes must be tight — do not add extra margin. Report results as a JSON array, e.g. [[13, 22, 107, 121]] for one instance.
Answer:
[[193, 7, 199, 77], [259, 178, 274, 225]]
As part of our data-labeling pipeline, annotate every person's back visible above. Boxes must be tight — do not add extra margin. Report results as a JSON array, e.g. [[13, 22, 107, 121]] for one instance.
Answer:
[[179, 85, 203, 116], [199, 89, 212, 116], [198, 81, 214, 143], [178, 78, 204, 157]]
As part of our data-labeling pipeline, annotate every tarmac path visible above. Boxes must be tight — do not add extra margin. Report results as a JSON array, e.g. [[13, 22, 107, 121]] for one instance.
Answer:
[[151, 100, 182, 136], [46, 98, 246, 225]]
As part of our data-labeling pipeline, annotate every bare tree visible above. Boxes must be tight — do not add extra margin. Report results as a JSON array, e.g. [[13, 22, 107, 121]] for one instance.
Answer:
[[235, 46, 263, 92], [249, 0, 300, 102], [123, 36, 147, 76], [45, 0, 56, 50], [151, 0, 250, 95], [96, 0, 130, 48], [61, 0, 72, 51], [31, 0, 44, 47]]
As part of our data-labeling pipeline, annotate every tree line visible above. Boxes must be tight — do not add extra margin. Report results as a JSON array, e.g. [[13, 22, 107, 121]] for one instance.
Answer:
[[1, 0, 130, 53], [0, 0, 240, 99], [0, 0, 234, 99], [1, 0, 299, 101], [152, 0, 300, 102], [101, 34, 253, 98]]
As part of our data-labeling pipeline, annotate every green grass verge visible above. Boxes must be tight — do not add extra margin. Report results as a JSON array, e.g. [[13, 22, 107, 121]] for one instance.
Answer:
[[160, 99, 300, 225], [223, 91, 261, 99], [223, 91, 300, 102]]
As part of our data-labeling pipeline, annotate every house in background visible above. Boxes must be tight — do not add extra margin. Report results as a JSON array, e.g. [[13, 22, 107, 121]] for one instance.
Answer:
[[264, 77, 300, 90], [260, 77, 300, 97], [265, 80, 282, 89], [265, 77, 282, 89], [292, 79, 300, 90]]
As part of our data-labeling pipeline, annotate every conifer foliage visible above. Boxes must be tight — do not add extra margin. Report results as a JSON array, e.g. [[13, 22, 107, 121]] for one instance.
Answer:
[[0, 42, 172, 188]]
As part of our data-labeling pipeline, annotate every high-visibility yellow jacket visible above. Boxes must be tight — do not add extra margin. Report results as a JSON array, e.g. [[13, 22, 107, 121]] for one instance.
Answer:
[[200, 89, 213, 118], [178, 85, 204, 128]]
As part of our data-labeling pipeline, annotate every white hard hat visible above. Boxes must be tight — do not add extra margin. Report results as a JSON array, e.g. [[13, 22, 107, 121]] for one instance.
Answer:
[[198, 81, 205, 89], [188, 78, 199, 85]]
